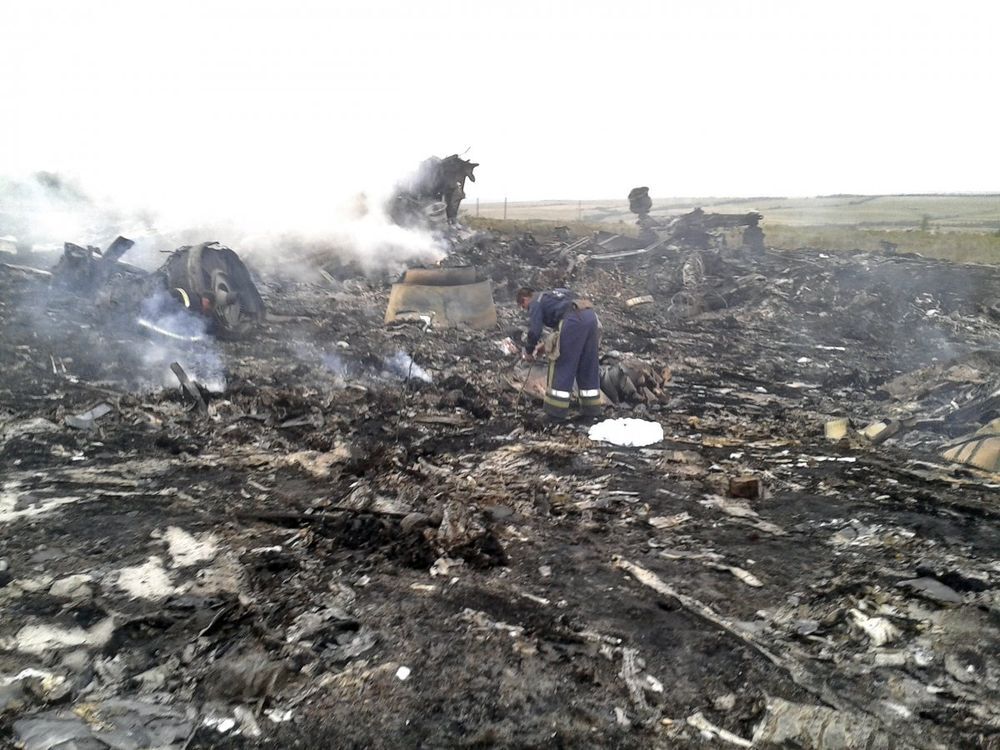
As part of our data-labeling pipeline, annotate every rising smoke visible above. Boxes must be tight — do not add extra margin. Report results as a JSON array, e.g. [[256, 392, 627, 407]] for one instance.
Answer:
[[296, 342, 433, 387], [0, 172, 156, 258], [381, 350, 433, 383], [0, 163, 450, 276], [137, 292, 227, 392]]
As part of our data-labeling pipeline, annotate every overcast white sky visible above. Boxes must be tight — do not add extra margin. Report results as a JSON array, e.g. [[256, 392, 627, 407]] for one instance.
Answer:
[[2, 0, 998, 216]]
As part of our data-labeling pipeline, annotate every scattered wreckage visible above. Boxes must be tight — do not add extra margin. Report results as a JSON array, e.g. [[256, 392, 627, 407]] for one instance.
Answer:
[[827, 349, 1000, 473], [500, 187, 770, 322], [583, 187, 765, 265], [628, 186, 765, 252], [1, 215, 1000, 748]]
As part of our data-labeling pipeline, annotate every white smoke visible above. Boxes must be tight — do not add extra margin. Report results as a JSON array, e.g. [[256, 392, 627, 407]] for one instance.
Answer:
[[0, 158, 452, 275], [231, 199, 447, 278], [0, 172, 149, 253], [382, 350, 432, 383], [137, 292, 226, 392]]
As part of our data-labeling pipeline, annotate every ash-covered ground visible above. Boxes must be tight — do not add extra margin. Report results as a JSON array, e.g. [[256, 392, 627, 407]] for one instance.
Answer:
[[1, 229, 999, 749]]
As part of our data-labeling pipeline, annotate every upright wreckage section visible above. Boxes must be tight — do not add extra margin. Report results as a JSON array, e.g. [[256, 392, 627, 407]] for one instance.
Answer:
[[389, 154, 479, 228]]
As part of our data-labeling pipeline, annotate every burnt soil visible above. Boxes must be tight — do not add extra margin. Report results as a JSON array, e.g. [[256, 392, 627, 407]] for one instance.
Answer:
[[1, 234, 1000, 749]]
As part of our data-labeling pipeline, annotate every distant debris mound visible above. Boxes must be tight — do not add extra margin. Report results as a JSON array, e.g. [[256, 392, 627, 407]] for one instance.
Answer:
[[627, 186, 765, 252]]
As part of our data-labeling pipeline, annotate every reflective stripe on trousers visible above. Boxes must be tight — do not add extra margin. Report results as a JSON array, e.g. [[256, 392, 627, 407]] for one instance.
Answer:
[[544, 350, 571, 416]]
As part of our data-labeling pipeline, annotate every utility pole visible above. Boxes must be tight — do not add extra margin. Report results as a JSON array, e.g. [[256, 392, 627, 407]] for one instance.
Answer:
[[503, 197, 507, 220]]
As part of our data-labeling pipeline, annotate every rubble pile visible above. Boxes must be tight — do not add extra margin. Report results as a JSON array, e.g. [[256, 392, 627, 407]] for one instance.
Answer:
[[1, 228, 999, 748]]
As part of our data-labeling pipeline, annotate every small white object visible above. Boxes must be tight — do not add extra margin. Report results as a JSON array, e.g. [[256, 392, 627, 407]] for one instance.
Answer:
[[648, 512, 691, 530], [396, 666, 411, 681], [849, 608, 900, 646], [497, 337, 520, 355], [48, 574, 93, 599], [430, 557, 463, 577], [716, 565, 764, 587], [203, 717, 237, 733], [588, 418, 663, 447]]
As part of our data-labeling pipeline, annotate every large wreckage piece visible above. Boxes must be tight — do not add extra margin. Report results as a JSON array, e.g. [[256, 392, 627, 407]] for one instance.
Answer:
[[157, 242, 266, 338], [51, 238, 265, 339], [50, 236, 142, 290], [941, 417, 1000, 472], [384, 266, 497, 329], [389, 154, 478, 227]]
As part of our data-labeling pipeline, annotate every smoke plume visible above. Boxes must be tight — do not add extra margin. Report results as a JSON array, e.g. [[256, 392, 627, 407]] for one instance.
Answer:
[[137, 292, 227, 392], [0, 162, 451, 276]]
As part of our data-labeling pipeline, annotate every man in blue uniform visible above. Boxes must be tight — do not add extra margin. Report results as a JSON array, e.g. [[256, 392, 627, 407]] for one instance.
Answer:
[[517, 287, 601, 421]]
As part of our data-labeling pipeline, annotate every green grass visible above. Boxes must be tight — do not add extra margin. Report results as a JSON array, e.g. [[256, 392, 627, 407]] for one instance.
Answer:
[[764, 225, 1000, 264]]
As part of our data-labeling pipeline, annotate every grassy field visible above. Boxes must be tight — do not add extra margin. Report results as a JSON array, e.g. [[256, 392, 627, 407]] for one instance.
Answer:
[[465, 194, 1000, 264]]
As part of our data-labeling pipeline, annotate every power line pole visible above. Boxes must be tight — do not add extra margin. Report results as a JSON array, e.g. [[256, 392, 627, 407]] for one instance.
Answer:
[[503, 197, 507, 220]]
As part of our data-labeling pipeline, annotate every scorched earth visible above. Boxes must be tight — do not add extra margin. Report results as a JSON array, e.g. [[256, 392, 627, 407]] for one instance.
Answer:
[[1, 226, 999, 749]]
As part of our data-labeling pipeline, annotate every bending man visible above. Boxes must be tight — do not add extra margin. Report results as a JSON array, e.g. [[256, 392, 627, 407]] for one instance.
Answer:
[[517, 287, 601, 421]]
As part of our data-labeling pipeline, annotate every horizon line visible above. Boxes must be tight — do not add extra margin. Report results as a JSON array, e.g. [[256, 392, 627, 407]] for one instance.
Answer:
[[473, 192, 1000, 204]]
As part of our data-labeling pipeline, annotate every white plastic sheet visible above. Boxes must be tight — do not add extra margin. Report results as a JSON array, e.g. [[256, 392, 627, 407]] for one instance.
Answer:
[[588, 418, 663, 447]]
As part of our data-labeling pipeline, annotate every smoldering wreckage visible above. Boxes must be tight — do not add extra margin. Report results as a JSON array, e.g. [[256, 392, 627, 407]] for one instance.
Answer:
[[1, 171, 999, 750]]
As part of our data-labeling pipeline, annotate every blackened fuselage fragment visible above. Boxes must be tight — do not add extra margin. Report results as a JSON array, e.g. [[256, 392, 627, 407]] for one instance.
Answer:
[[158, 242, 266, 338]]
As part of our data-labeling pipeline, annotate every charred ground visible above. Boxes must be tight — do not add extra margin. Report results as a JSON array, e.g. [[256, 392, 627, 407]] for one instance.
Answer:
[[1, 230, 999, 749]]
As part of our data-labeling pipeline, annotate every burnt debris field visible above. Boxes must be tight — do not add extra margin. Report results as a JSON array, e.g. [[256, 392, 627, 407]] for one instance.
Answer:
[[2, 220, 1000, 749]]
